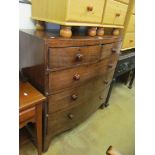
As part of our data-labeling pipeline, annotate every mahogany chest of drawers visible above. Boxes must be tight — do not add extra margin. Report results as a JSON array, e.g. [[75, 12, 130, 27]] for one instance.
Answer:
[[19, 30, 122, 152]]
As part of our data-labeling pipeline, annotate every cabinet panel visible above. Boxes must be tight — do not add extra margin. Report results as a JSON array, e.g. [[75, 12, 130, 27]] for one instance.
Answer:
[[126, 14, 135, 32], [66, 0, 105, 23], [122, 32, 135, 49], [103, 0, 128, 26]]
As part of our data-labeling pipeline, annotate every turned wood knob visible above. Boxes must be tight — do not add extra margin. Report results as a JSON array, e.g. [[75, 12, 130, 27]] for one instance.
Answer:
[[73, 74, 80, 80], [71, 94, 78, 100], [108, 64, 113, 69], [111, 48, 117, 53], [104, 80, 109, 85], [60, 26, 72, 38], [76, 54, 83, 61], [116, 13, 121, 17], [35, 21, 45, 30], [87, 5, 93, 11], [68, 113, 74, 119], [97, 27, 104, 36], [112, 29, 120, 36], [87, 27, 97, 37]]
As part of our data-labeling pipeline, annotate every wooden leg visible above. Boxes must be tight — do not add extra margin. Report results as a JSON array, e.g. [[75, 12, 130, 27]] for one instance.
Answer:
[[60, 26, 72, 38], [87, 27, 97, 37], [128, 69, 135, 89], [35, 21, 45, 31], [100, 103, 105, 109], [104, 78, 116, 107], [112, 28, 120, 36], [36, 104, 42, 155], [97, 27, 104, 36]]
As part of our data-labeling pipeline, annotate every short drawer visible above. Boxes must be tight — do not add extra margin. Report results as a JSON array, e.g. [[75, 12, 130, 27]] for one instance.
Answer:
[[48, 75, 111, 113], [19, 107, 35, 123], [126, 14, 135, 32], [48, 57, 116, 94], [122, 33, 135, 49], [66, 0, 105, 23], [102, 0, 128, 26], [47, 86, 110, 136], [48, 45, 101, 70], [100, 43, 120, 60]]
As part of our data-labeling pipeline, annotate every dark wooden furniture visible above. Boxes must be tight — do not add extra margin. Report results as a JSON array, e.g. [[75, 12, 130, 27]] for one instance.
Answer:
[[19, 30, 122, 152], [19, 82, 46, 155], [105, 49, 135, 106]]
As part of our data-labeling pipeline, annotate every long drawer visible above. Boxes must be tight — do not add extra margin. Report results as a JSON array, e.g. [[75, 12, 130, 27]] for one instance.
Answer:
[[48, 45, 101, 70], [48, 55, 117, 94], [46, 86, 110, 137], [48, 74, 112, 113]]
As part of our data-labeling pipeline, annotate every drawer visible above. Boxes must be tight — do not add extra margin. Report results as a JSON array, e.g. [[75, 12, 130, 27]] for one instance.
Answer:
[[122, 33, 135, 49], [47, 86, 110, 137], [66, 0, 105, 23], [48, 75, 111, 113], [19, 107, 35, 124], [48, 57, 116, 94], [102, 0, 128, 26], [126, 14, 135, 32], [48, 45, 101, 70], [116, 0, 129, 4], [100, 43, 120, 60]]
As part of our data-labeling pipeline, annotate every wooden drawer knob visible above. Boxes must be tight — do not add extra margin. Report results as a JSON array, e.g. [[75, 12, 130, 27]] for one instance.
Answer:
[[108, 64, 113, 69], [87, 5, 93, 11], [71, 94, 78, 100], [130, 40, 133, 42], [104, 80, 109, 85], [73, 74, 80, 80], [116, 13, 120, 17], [68, 113, 74, 119], [111, 48, 117, 53], [76, 54, 83, 61]]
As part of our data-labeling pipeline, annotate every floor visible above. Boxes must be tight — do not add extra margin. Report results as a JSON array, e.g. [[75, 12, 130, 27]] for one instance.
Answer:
[[20, 83, 135, 155]]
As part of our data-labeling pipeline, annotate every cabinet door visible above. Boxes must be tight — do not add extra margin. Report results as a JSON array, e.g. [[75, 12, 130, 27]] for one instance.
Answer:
[[126, 14, 135, 32], [122, 32, 135, 49], [66, 0, 105, 23], [102, 0, 128, 26]]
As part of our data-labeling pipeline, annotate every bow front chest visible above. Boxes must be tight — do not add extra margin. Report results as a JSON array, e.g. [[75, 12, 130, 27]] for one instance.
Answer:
[[19, 30, 122, 152]]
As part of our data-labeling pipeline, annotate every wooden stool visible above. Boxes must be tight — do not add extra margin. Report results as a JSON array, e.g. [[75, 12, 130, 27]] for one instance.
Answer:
[[19, 82, 46, 155]]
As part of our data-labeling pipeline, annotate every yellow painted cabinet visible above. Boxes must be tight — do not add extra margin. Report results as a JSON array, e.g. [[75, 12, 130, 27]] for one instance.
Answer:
[[122, 32, 135, 49], [126, 14, 135, 32], [66, 0, 105, 23], [102, 0, 128, 26], [32, 0, 129, 28]]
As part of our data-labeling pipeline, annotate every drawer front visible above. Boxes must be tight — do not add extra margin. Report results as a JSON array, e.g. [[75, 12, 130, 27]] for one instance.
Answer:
[[48, 56, 117, 94], [48, 75, 111, 113], [48, 45, 101, 70], [19, 107, 35, 123], [117, 0, 129, 4], [47, 86, 110, 137], [122, 33, 135, 49], [126, 14, 135, 32], [102, 0, 128, 26], [100, 43, 120, 60], [66, 0, 105, 23]]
